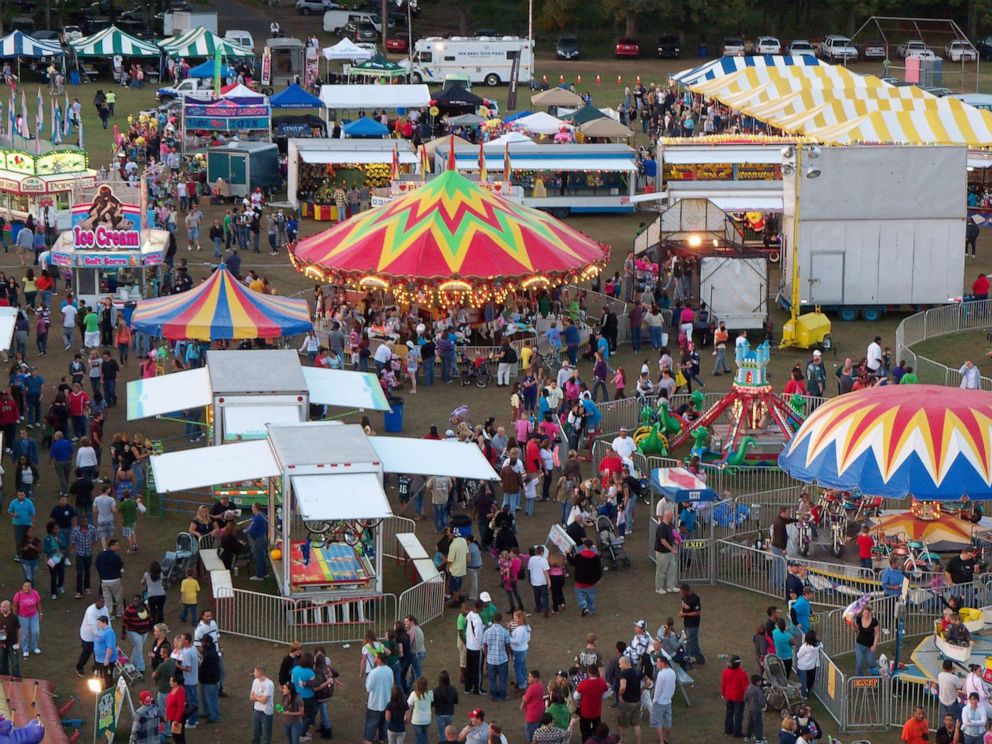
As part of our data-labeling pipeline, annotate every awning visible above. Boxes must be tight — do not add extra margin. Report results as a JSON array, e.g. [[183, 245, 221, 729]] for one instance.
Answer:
[[0, 31, 62, 58], [319, 84, 431, 110], [671, 54, 822, 86], [69, 25, 161, 57], [369, 437, 499, 480], [486, 157, 636, 172], [650, 467, 719, 502], [661, 146, 785, 164], [322, 38, 374, 61], [126, 368, 212, 420], [270, 83, 323, 109], [709, 195, 784, 212], [298, 150, 418, 165], [291, 473, 392, 521], [302, 367, 390, 411], [222, 405, 303, 440], [150, 440, 280, 493]]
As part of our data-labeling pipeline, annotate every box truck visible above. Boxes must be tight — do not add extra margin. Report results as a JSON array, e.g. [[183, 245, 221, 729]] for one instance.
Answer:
[[400, 36, 533, 86], [781, 144, 965, 321], [163, 11, 218, 35]]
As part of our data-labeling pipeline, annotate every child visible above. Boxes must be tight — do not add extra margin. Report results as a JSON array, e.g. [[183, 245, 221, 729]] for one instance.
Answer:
[[179, 568, 200, 625], [612, 366, 626, 399], [118, 490, 140, 554], [523, 471, 539, 517], [743, 673, 767, 743], [384, 685, 407, 744], [510, 382, 521, 421]]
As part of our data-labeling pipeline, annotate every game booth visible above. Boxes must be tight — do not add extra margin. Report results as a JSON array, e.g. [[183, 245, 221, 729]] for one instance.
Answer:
[[50, 183, 167, 307]]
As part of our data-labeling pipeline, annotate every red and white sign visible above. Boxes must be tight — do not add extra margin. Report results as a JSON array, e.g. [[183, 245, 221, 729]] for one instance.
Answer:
[[73, 224, 140, 250]]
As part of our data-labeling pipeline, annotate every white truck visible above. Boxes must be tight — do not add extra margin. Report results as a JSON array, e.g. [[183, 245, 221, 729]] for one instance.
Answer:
[[156, 77, 217, 102], [163, 11, 218, 35], [400, 36, 534, 87], [781, 144, 965, 321]]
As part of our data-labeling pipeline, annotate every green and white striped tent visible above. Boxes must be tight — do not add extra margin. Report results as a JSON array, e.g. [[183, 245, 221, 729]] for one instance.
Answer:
[[158, 28, 253, 59], [69, 25, 161, 58]]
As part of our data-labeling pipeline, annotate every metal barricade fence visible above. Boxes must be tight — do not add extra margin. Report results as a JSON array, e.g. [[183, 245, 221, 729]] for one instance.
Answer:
[[888, 675, 941, 732], [381, 516, 418, 560], [713, 539, 786, 598], [398, 574, 446, 627], [812, 647, 848, 729], [895, 301, 992, 390], [844, 675, 889, 732], [214, 586, 396, 645]]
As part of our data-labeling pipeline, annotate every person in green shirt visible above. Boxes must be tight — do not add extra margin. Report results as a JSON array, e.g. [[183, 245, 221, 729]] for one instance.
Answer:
[[223, 210, 233, 252], [900, 366, 918, 384], [83, 309, 100, 350], [456, 603, 468, 686], [478, 592, 497, 627], [546, 691, 571, 730], [118, 491, 140, 553]]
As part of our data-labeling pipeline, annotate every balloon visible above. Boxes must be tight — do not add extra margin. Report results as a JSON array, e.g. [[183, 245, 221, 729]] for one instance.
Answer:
[[415, 323, 426, 335], [429, 106, 439, 116], [270, 548, 282, 561]]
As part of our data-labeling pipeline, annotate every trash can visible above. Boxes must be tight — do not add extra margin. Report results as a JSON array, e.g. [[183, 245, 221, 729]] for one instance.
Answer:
[[699, 43, 708, 58], [449, 513, 472, 538], [383, 398, 404, 433], [69, 70, 80, 86]]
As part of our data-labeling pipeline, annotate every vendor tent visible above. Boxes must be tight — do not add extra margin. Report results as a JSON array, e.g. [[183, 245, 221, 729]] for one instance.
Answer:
[[424, 134, 469, 157], [221, 83, 266, 101], [580, 117, 633, 139], [69, 25, 161, 57], [561, 103, 607, 125], [435, 84, 484, 111], [0, 31, 62, 58], [159, 27, 253, 58], [320, 84, 430, 110], [343, 116, 388, 138], [514, 111, 572, 135], [485, 131, 535, 147], [348, 54, 407, 79], [131, 265, 312, 341], [322, 38, 373, 61], [270, 83, 323, 109], [672, 53, 822, 86], [188, 59, 235, 79], [448, 113, 484, 126], [531, 87, 583, 108], [503, 110, 532, 122], [273, 114, 326, 137]]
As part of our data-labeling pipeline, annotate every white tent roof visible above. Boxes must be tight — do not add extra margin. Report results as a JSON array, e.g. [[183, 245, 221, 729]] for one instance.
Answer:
[[221, 84, 267, 101], [320, 84, 430, 110], [514, 111, 572, 135], [323, 38, 374, 61], [368, 437, 500, 480], [485, 131, 536, 147], [151, 440, 280, 493], [301, 368, 390, 410]]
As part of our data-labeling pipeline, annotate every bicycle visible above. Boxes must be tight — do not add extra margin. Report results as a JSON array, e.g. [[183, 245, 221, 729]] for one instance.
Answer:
[[459, 353, 493, 388]]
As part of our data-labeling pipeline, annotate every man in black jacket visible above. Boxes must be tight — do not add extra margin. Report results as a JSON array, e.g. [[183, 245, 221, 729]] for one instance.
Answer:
[[569, 539, 604, 616], [199, 635, 221, 723]]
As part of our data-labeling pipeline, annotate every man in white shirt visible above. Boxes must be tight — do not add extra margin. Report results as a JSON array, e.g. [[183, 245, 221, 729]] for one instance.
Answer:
[[556, 361, 572, 390], [960, 360, 982, 390], [464, 602, 484, 694], [249, 665, 274, 744], [76, 596, 106, 677], [61, 302, 78, 351], [651, 654, 677, 744], [611, 427, 637, 466], [373, 342, 392, 375], [866, 336, 882, 375], [194, 609, 225, 694], [527, 546, 551, 617]]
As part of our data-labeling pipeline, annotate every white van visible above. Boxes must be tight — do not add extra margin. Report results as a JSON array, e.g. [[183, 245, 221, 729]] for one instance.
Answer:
[[401, 36, 534, 86], [323, 10, 380, 34], [947, 93, 992, 112], [224, 30, 255, 51]]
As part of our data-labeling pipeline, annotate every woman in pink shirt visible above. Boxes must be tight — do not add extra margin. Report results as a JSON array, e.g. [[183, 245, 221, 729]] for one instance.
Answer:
[[514, 416, 532, 443], [12, 580, 41, 655]]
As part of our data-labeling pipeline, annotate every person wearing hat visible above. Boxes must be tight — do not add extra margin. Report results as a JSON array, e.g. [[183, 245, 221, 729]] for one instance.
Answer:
[[720, 655, 749, 737], [131, 689, 160, 744], [459, 708, 490, 744], [478, 592, 496, 627], [805, 351, 826, 398], [626, 620, 651, 668]]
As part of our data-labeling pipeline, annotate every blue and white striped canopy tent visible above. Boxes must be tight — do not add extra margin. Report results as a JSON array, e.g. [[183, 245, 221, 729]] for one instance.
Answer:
[[671, 54, 822, 87], [0, 31, 62, 59], [69, 26, 161, 57]]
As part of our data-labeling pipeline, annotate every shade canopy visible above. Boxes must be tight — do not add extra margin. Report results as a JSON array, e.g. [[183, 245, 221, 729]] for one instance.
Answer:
[[531, 87, 584, 107], [131, 265, 312, 340], [650, 467, 719, 502], [159, 27, 253, 58], [349, 54, 406, 77], [0, 31, 62, 59], [188, 59, 235, 79], [448, 113, 484, 126], [580, 117, 633, 139], [270, 83, 323, 109], [320, 84, 430, 110], [290, 168, 609, 305], [514, 111, 572, 135], [70, 25, 161, 57], [322, 38, 373, 61], [343, 116, 388, 138], [562, 103, 608, 125], [778, 385, 992, 500], [435, 84, 484, 110]]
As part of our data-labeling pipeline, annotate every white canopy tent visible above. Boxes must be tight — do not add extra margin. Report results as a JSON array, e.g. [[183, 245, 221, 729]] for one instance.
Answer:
[[514, 111, 572, 135], [319, 84, 431, 110], [221, 84, 267, 102], [485, 131, 536, 147], [322, 38, 374, 61]]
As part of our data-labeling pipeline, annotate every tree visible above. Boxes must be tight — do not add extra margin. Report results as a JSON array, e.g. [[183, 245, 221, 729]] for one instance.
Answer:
[[601, 0, 663, 37]]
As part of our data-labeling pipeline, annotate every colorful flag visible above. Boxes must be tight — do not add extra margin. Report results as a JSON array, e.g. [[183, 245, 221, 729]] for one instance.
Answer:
[[479, 141, 486, 182], [8, 91, 14, 144], [213, 45, 223, 96], [420, 143, 429, 177], [63, 93, 70, 136], [447, 134, 455, 171], [391, 142, 399, 180], [20, 90, 28, 138], [52, 102, 61, 144], [504, 142, 511, 181]]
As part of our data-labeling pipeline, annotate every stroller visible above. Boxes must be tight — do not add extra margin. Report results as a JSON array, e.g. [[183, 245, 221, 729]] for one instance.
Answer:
[[763, 654, 803, 713], [597, 514, 630, 569], [113, 647, 143, 684], [160, 532, 200, 588]]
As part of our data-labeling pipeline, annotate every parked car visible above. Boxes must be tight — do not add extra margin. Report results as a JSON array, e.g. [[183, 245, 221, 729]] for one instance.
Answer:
[[906, 47, 940, 61], [615, 37, 639, 58], [297, 0, 338, 14], [897, 39, 931, 58], [754, 36, 781, 54], [385, 34, 408, 52], [61, 25, 83, 43], [656, 33, 680, 58], [787, 39, 816, 55], [977, 36, 992, 60], [353, 22, 378, 42], [820, 35, 858, 61], [555, 34, 580, 60], [722, 37, 745, 56], [861, 40, 886, 59], [945, 40, 978, 62], [920, 85, 953, 96]]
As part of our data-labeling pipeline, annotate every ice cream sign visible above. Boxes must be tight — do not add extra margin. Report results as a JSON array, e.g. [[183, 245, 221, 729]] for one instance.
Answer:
[[72, 224, 140, 249]]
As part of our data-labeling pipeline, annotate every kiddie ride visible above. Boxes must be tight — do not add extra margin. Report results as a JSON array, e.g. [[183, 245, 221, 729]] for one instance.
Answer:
[[812, 489, 885, 558], [633, 341, 806, 471]]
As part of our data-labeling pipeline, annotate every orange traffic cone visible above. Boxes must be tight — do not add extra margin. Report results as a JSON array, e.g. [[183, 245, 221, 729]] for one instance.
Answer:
[[542, 74, 548, 83], [559, 74, 565, 83], [577, 74, 582, 83], [595, 74, 601, 85], [636, 75, 641, 85], [617, 74, 622, 83]]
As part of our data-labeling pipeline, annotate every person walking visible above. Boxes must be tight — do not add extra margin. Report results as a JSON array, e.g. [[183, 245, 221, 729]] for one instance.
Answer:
[[95, 539, 124, 618], [365, 653, 393, 744], [527, 545, 551, 617], [130, 690, 160, 744], [651, 654, 676, 744], [123, 594, 152, 678], [250, 666, 275, 744], [75, 595, 105, 676], [653, 508, 678, 594], [8, 491, 35, 562], [677, 583, 704, 664], [464, 601, 484, 695], [42, 522, 65, 600], [569, 539, 603, 616], [721, 655, 749, 737], [142, 561, 166, 623], [0, 601, 20, 678], [482, 612, 510, 702], [431, 671, 458, 742], [12, 580, 40, 657], [406, 675, 433, 744], [166, 673, 188, 744], [508, 610, 530, 692]]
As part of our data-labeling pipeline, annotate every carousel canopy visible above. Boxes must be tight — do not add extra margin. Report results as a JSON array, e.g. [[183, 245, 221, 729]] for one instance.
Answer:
[[290, 168, 609, 304], [131, 265, 312, 341], [778, 385, 992, 500], [270, 83, 323, 109], [159, 27, 253, 58], [69, 25, 161, 58], [0, 31, 62, 58]]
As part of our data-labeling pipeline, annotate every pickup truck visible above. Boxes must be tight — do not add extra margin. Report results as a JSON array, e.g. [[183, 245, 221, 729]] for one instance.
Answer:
[[156, 77, 217, 102], [820, 35, 858, 61], [897, 40, 933, 59]]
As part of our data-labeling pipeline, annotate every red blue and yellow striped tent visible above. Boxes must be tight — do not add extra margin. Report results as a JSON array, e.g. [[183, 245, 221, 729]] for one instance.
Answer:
[[131, 265, 312, 341]]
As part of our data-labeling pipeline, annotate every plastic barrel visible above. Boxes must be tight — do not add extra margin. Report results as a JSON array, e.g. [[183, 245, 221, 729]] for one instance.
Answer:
[[383, 399, 404, 433], [699, 43, 708, 58], [70, 71, 80, 86], [449, 513, 472, 538]]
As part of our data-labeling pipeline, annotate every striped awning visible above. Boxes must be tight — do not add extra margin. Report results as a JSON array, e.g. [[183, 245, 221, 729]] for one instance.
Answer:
[[69, 26, 161, 58], [671, 54, 821, 86], [0, 31, 62, 59], [158, 28, 253, 59]]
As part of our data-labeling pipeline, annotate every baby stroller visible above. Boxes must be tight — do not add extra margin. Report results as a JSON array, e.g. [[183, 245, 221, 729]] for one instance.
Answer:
[[763, 654, 803, 713], [160, 531, 199, 588], [597, 514, 630, 569], [113, 647, 143, 684]]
